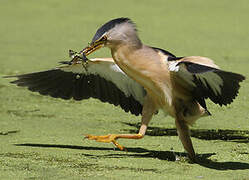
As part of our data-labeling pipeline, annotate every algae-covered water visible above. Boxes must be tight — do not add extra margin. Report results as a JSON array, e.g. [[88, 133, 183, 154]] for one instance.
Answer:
[[0, 0, 249, 179]]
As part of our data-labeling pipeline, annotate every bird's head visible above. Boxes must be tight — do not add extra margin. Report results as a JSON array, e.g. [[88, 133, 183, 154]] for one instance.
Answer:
[[82, 17, 141, 56]]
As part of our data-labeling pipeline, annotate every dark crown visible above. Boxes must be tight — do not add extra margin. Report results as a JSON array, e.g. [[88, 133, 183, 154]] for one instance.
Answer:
[[91, 18, 133, 43]]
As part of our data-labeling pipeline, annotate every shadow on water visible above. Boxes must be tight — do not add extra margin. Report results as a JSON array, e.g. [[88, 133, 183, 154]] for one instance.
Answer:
[[0, 130, 20, 135], [15, 143, 249, 170], [122, 122, 249, 142], [13, 120, 249, 171]]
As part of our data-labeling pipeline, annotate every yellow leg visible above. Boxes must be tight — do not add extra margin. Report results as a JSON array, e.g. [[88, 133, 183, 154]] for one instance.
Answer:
[[85, 95, 157, 151], [85, 133, 143, 150]]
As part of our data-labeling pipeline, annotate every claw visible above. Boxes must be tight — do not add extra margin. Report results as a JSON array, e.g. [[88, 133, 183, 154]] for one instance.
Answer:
[[85, 133, 143, 151], [85, 134, 126, 151]]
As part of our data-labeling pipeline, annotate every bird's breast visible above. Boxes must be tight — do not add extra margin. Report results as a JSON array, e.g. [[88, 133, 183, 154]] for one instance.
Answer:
[[111, 47, 174, 114]]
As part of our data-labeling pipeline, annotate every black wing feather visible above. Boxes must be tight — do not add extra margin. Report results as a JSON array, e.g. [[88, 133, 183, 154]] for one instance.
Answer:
[[182, 62, 245, 106], [7, 69, 143, 116]]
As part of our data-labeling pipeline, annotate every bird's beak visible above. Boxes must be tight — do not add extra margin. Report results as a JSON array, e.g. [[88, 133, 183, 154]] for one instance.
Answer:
[[80, 37, 106, 56]]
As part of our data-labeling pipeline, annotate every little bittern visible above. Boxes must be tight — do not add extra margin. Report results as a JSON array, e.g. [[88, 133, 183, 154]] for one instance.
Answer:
[[6, 18, 245, 162]]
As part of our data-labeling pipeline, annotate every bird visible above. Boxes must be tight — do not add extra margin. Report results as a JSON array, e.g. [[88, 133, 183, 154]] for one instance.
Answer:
[[5, 17, 245, 162]]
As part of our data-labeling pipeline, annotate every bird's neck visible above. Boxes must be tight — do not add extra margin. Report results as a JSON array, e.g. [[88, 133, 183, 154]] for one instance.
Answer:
[[109, 38, 142, 53], [128, 36, 142, 48]]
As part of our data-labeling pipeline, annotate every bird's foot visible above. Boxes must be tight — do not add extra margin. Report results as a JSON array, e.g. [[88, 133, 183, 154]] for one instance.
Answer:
[[85, 134, 125, 150], [85, 133, 143, 151]]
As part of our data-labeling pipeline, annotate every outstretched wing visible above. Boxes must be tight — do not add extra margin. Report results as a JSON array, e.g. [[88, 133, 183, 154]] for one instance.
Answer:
[[169, 56, 245, 107], [5, 58, 146, 116]]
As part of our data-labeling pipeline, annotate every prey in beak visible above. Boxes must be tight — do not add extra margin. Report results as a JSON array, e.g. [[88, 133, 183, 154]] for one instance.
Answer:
[[59, 35, 107, 72], [59, 50, 89, 65], [80, 35, 107, 56], [59, 34, 107, 71], [58, 49, 90, 72]]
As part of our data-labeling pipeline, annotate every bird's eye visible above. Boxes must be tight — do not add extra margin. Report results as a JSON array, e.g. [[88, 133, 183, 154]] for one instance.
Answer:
[[101, 36, 107, 41]]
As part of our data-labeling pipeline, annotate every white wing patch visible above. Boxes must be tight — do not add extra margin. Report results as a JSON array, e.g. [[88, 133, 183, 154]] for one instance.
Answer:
[[168, 61, 180, 72], [59, 63, 87, 74], [59, 59, 145, 104]]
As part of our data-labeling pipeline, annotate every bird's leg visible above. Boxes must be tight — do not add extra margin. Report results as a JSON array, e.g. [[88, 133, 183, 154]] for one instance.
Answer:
[[85, 112, 153, 150], [85, 133, 144, 151], [175, 116, 196, 162], [85, 95, 156, 150]]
